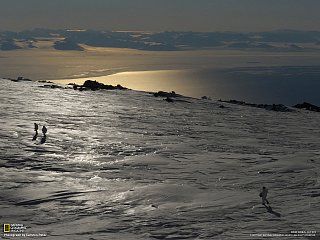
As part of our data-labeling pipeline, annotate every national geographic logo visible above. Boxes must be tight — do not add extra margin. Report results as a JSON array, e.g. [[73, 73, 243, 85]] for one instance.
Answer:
[[2, 223, 47, 238], [2, 223, 26, 233], [3, 224, 10, 233]]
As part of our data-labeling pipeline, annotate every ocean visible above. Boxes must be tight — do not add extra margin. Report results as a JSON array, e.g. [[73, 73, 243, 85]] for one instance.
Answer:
[[54, 66, 320, 105], [1, 48, 320, 105]]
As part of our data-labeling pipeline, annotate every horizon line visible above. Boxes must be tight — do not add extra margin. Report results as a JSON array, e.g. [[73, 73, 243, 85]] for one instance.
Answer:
[[1, 28, 320, 34]]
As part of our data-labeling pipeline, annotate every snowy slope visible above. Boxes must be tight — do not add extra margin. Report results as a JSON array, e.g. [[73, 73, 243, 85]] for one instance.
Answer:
[[0, 79, 319, 239]]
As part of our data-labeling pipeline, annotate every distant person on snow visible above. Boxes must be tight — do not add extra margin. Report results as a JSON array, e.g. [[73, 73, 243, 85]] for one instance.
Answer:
[[32, 123, 39, 141], [42, 125, 47, 136], [260, 186, 269, 205]]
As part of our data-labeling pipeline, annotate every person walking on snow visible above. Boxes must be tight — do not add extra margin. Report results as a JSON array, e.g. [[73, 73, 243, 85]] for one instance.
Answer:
[[42, 125, 47, 136], [260, 186, 269, 205], [32, 123, 39, 141]]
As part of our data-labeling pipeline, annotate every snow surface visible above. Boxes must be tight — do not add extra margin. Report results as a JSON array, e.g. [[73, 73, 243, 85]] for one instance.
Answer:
[[0, 79, 319, 239]]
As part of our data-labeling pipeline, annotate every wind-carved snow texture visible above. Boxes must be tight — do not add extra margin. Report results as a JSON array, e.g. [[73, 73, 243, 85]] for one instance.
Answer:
[[0, 79, 319, 239]]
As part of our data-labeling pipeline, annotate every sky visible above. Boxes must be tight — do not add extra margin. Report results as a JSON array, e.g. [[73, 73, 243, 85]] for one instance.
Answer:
[[0, 0, 319, 32]]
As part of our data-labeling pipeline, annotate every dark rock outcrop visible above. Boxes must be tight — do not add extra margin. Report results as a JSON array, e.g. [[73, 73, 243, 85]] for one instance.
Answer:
[[38, 80, 53, 83], [154, 91, 180, 98], [220, 100, 293, 112], [293, 102, 320, 112], [201, 96, 212, 100], [164, 97, 174, 103], [75, 80, 128, 91], [11, 77, 32, 82], [83, 80, 105, 90], [40, 84, 63, 89]]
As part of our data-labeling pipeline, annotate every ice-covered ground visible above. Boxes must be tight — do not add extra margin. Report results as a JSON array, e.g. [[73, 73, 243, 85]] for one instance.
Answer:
[[0, 79, 319, 239]]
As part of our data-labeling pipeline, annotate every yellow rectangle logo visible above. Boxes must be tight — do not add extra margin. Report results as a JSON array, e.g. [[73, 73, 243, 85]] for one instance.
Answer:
[[4, 224, 10, 233]]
